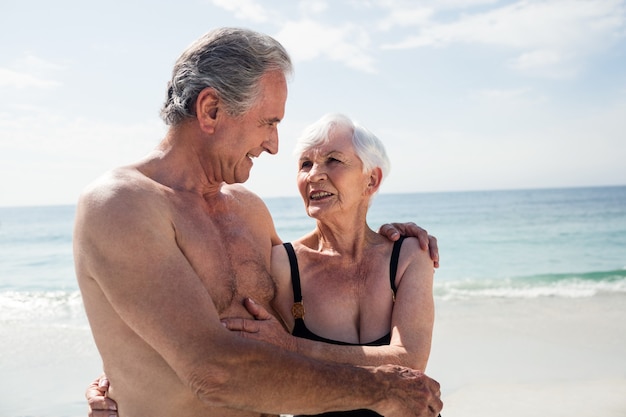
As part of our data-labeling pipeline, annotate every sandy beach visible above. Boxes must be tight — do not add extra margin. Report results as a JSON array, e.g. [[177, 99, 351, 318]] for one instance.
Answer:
[[428, 294, 626, 417], [2, 294, 625, 416]]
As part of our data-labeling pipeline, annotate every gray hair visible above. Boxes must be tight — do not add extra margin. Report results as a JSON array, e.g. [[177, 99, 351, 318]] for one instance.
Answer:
[[160, 27, 293, 125], [294, 113, 391, 183]]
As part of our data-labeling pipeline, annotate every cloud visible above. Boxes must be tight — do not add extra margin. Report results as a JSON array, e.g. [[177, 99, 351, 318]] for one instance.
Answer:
[[381, 0, 626, 78], [376, 7, 433, 31], [0, 53, 64, 89], [299, 0, 329, 15], [208, 0, 624, 78], [475, 87, 534, 101], [208, 0, 378, 72], [0, 68, 60, 89], [507, 49, 580, 78], [13, 53, 66, 72], [210, 0, 273, 23], [0, 107, 164, 206], [0, 108, 162, 158], [274, 19, 377, 73]]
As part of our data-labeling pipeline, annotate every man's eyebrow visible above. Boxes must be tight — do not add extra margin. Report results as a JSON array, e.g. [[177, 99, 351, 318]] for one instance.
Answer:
[[262, 117, 282, 124]]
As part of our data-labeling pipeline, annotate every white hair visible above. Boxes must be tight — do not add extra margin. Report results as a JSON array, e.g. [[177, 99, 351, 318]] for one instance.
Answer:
[[293, 113, 391, 183]]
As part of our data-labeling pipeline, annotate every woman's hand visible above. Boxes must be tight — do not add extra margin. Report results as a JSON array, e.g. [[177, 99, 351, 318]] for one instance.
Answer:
[[378, 222, 439, 268], [86, 374, 117, 417], [221, 298, 297, 352]]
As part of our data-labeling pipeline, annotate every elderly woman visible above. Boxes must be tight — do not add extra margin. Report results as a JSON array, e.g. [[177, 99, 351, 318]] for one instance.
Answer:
[[226, 113, 435, 417], [86, 113, 437, 417]]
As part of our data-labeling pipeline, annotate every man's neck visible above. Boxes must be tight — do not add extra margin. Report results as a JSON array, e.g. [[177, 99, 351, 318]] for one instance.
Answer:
[[137, 123, 223, 198]]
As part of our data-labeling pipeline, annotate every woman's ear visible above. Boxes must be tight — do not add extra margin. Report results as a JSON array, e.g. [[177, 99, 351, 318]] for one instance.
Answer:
[[366, 167, 383, 195], [195, 87, 220, 133]]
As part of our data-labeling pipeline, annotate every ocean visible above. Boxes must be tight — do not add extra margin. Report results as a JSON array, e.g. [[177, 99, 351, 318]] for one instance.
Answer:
[[279, 185, 626, 298], [1, 185, 626, 416]]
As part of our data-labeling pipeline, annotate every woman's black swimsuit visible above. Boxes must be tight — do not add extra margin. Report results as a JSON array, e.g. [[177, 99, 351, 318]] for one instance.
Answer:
[[282, 236, 406, 417]]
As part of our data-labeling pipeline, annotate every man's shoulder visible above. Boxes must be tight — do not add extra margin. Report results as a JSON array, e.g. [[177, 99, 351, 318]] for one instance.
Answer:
[[221, 183, 279, 241], [221, 183, 266, 206], [81, 165, 157, 200], [77, 166, 167, 224]]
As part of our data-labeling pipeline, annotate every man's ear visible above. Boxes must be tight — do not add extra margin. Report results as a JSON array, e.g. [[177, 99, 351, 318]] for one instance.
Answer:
[[366, 167, 383, 195], [195, 87, 220, 133]]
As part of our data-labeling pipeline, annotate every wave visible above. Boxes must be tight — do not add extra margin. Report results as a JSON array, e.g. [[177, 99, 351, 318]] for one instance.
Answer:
[[0, 290, 89, 327], [3, 269, 625, 323], [435, 268, 626, 299]]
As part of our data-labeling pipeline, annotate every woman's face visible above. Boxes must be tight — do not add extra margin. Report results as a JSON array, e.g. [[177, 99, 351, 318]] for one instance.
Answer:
[[296, 126, 373, 220]]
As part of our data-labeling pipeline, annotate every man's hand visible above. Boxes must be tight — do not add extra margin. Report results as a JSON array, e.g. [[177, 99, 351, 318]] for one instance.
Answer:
[[378, 222, 439, 268], [221, 298, 297, 351], [376, 365, 443, 417], [86, 374, 117, 417]]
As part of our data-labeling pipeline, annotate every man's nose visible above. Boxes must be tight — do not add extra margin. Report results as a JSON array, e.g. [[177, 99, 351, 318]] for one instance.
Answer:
[[264, 129, 279, 155]]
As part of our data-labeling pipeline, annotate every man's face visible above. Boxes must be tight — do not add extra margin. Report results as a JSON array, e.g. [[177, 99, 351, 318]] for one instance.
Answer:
[[218, 71, 288, 184]]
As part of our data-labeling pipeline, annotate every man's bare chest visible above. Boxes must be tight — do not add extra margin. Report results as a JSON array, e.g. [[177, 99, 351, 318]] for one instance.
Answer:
[[173, 211, 276, 316]]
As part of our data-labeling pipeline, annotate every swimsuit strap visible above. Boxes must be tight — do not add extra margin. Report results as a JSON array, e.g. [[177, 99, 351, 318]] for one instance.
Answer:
[[389, 235, 407, 300], [283, 242, 305, 319], [286, 237, 405, 315]]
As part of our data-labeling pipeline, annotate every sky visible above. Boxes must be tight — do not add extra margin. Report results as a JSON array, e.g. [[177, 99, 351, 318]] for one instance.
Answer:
[[1, 0, 625, 207]]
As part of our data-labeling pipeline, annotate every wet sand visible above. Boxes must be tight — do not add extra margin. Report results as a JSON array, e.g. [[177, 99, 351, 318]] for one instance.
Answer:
[[427, 294, 626, 416]]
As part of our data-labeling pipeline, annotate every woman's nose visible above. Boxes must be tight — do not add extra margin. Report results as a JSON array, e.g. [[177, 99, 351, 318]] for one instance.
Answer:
[[308, 163, 326, 182]]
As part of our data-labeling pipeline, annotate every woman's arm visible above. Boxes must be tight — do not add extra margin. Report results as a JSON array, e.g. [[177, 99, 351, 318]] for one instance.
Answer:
[[85, 375, 117, 417], [223, 237, 435, 370]]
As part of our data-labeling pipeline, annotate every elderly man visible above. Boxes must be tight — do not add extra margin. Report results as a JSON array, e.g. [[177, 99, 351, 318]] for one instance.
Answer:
[[75, 27, 442, 417]]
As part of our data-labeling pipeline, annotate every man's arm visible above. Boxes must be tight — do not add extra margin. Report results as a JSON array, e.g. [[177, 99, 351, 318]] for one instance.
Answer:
[[76, 180, 441, 417]]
